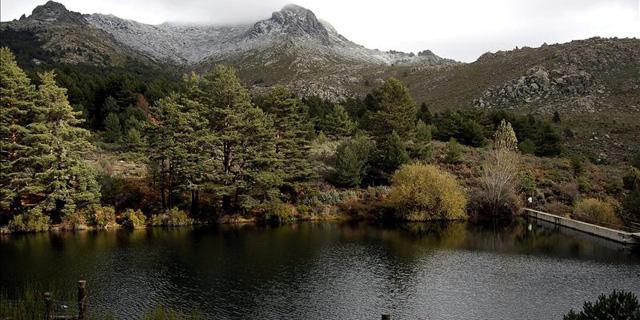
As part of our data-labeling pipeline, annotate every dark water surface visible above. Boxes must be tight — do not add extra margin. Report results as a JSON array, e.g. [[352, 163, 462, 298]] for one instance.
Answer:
[[1, 220, 639, 319]]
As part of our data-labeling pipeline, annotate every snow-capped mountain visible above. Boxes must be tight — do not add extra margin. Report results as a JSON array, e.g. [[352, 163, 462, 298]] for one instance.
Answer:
[[84, 3, 454, 66], [0, 1, 457, 99]]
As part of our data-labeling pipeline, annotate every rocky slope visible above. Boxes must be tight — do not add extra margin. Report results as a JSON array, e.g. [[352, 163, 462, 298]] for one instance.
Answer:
[[1, 1, 454, 69], [377, 37, 640, 162], [0, 1, 156, 67], [86, 4, 454, 66]]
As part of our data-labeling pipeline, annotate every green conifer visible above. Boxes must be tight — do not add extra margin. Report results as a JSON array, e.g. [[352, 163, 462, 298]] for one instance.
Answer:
[[260, 85, 315, 188], [0, 47, 38, 213], [29, 71, 100, 217], [367, 78, 417, 139], [104, 112, 122, 143]]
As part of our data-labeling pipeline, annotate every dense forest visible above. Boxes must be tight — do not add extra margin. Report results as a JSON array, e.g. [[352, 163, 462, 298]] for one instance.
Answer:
[[1, 46, 639, 233]]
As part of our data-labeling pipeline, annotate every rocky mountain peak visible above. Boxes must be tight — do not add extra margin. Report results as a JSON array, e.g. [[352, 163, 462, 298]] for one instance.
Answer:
[[248, 4, 331, 43], [26, 1, 86, 25]]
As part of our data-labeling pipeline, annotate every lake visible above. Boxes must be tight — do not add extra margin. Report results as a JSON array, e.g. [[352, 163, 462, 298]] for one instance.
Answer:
[[1, 220, 639, 319]]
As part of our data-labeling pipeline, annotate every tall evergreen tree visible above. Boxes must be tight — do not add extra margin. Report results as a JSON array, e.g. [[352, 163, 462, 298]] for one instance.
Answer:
[[200, 65, 281, 210], [260, 85, 314, 190], [367, 77, 417, 139], [319, 104, 356, 138], [0, 47, 37, 214], [28, 71, 100, 218], [104, 112, 122, 143], [368, 131, 409, 184], [410, 120, 433, 161], [145, 90, 209, 211], [333, 135, 374, 187]]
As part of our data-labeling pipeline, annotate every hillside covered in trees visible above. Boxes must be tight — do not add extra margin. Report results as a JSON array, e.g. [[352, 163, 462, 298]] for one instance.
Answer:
[[2, 46, 639, 233]]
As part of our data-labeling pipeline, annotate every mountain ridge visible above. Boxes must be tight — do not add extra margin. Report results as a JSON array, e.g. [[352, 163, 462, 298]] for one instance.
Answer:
[[1, 1, 455, 67]]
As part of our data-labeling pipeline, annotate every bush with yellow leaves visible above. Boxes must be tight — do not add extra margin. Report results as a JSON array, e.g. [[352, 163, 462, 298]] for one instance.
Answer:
[[387, 163, 467, 221]]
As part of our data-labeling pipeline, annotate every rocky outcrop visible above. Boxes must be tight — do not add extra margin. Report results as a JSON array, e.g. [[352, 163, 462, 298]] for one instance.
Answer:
[[17, 0, 87, 26], [247, 4, 332, 42], [474, 66, 597, 108]]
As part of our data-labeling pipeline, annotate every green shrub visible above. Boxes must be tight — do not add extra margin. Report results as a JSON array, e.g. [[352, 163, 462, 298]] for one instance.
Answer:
[[573, 198, 620, 226], [332, 135, 373, 187], [387, 163, 467, 221], [576, 176, 591, 193], [460, 119, 487, 147], [563, 290, 640, 320], [8, 209, 50, 232], [61, 211, 88, 230], [570, 155, 586, 176], [150, 208, 193, 227], [375, 131, 410, 174], [518, 139, 536, 154], [444, 138, 462, 164], [410, 120, 433, 161], [264, 202, 297, 224], [121, 209, 147, 229], [86, 205, 117, 230]]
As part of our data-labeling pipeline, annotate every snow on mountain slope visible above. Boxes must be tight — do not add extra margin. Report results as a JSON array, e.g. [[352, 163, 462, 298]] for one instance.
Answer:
[[85, 4, 456, 66]]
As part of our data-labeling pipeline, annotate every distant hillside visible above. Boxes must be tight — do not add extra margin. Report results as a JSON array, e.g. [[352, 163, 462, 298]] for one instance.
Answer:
[[377, 37, 640, 162]]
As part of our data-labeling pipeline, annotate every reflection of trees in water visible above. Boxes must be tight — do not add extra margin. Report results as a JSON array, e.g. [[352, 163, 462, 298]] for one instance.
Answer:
[[1, 221, 638, 317]]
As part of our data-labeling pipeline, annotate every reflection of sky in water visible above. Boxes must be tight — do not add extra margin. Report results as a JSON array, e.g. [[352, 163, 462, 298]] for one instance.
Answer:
[[1, 221, 639, 319]]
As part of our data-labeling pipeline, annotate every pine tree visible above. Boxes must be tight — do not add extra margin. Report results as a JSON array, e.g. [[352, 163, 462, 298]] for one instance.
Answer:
[[104, 112, 122, 143], [417, 102, 432, 124], [333, 135, 373, 187], [101, 96, 119, 126], [125, 128, 142, 149], [320, 104, 356, 138], [260, 85, 314, 190], [368, 131, 409, 183], [145, 92, 208, 211], [0, 47, 38, 214], [200, 65, 281, 210], [367, 77, 417, 139], [28, 71, 100, 218], [411, 120, 432, 161]]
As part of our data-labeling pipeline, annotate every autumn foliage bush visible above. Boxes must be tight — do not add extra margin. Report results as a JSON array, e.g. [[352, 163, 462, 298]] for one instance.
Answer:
[[387, 163, 467, 221], [121, 209, 147, 229], [573, 198, 620, 226], [150, 208, 193, 227]]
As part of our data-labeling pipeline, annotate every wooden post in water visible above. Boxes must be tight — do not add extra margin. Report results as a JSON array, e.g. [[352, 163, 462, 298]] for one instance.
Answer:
[[77, 280, 87, 320], [43, 292, 53, 320], [381, 314, 391, 320]]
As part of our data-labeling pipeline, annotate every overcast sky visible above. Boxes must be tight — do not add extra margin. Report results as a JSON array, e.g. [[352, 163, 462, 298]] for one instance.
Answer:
[[2, 0, 639, 62]]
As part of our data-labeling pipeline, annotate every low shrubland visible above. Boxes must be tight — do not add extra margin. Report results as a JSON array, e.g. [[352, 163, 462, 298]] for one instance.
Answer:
[[573, 198, 621, 227]]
